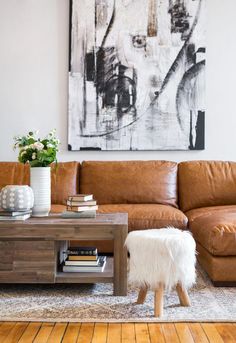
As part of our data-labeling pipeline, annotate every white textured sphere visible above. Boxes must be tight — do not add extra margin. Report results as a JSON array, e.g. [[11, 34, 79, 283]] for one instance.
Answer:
[[0, 185, 34, 211]]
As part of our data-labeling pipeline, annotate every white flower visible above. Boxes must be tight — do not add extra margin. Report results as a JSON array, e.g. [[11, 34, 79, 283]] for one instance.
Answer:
[[47, 143, 54, 148], [32, 152, 36, 160], [21, 150, 26, 156], [48, 129, 56, 138], [32, 142, 44, 151]]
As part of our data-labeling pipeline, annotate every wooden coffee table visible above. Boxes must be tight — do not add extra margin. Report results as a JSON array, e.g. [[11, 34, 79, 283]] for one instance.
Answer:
[[0, 213, 128, 296]]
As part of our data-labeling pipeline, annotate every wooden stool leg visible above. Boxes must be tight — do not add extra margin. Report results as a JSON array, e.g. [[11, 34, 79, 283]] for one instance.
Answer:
[[154, 284, 164, 317], [137, 286, 148, 304], [176, 283, 191, 306]]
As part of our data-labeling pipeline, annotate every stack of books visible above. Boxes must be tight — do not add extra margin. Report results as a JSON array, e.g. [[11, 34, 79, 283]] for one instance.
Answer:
[[62, 247, 107, 273], [0, 209, 31, 221], [61, 194, 98, 219]]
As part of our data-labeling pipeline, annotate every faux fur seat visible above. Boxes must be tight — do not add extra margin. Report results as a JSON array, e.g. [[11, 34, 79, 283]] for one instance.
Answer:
[[125, 228, 196, 317]]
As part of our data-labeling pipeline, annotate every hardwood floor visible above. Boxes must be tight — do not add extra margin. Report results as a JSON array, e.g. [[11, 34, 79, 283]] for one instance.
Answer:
[[0, 322, 236, 342]]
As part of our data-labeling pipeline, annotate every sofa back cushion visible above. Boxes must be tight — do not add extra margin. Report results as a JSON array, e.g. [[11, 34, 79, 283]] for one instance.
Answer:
[[51, 162, 79, 204], [80, 161, 178, 207], [178, 161, 236, 212], [0, 162, 79, 205]]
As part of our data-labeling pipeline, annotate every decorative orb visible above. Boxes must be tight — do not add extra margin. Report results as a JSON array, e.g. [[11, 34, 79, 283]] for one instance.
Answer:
[[0, 185, 34, 211]]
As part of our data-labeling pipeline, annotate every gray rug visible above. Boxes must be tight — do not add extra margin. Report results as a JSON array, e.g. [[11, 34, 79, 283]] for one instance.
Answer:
[[0, 266, 235, 322]]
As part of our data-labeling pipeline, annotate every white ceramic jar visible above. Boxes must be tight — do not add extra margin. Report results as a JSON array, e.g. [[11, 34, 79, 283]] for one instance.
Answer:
[[0, 185, 34, 211]]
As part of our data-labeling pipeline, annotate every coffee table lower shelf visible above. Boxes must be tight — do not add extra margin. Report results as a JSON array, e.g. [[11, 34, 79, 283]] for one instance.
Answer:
[[55, 257, 113, 284]]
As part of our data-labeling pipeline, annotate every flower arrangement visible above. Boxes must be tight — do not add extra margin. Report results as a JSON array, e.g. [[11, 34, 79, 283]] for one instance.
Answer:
[[13, 130, 60, 167]]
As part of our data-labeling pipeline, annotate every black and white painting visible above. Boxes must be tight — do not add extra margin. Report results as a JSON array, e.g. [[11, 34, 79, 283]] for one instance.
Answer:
[[68, 0, 206, 151]]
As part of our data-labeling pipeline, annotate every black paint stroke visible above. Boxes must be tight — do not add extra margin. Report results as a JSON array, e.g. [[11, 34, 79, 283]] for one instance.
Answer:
[[68, 0, 73, 72], [156, 0, 203, 100], [101, 0, 116, 48], [86, 52, 95, 81], [169, 0, 190, 39], [189, 110, 194, 149], [194, 111, 205, 150], [176, 59, 205, 128], [189, 111, 205, 150]]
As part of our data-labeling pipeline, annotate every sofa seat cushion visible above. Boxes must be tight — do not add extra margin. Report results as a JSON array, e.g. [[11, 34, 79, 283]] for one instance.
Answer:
[[186, 205, 236, 256], [51, 204, 66, 213], [98, 204, 187, 231]]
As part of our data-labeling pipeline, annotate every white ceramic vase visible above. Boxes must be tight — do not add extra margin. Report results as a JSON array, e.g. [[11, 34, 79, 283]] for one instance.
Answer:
[[30, 167, 51, 217]]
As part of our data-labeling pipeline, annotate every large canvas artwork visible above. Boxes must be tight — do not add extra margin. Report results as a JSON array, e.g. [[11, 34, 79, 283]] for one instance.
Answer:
[[68, 0, 206, 151]]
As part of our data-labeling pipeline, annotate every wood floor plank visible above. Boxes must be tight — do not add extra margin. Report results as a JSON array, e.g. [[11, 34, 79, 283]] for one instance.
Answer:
[[33, 322, 55, 343], [92, 323, 108, 343], [135, 323, 150, 343], [107, 323, 121, 343], [201, 323, 224, 343], [77, 323, 94, 343], [0, 321, 236, 342], [62, 322, 81, 343], [3, 322, 29, 343], [175, 323, 194, 343], [47, 322, 68, 343], [148, 324, 165, 343], [122, 323, 136, 343], [18, 322, 41, 343], [188, 323, 209, 343], [0, 322, 16, 342], [223, 324, 236, 340], [162, 323, 180, 343], [215, 323, 236, 343]]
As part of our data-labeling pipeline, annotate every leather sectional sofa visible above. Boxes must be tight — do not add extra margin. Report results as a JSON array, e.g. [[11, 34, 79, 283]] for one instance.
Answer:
[[0, 160, 236, 285]]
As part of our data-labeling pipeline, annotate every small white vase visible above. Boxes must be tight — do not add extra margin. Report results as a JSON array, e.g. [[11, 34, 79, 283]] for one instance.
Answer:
[[30, 167, 51, 217], [0, 185, 34, 211]]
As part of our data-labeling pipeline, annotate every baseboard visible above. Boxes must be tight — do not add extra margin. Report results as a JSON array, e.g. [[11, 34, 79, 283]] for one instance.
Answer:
[[212, 281, 236, 287]]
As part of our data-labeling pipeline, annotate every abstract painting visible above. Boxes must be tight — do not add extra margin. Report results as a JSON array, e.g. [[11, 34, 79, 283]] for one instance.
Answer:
[[68, 0, 206, 151]]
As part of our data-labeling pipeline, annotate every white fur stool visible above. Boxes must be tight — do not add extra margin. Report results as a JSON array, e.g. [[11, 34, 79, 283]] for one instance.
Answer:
[[125, 228, 196, 317]]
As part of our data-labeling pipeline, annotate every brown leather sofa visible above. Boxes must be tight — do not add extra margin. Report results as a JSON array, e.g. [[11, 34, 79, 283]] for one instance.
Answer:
[[178, 161, 236, 285], [0, 160, 236, 285]]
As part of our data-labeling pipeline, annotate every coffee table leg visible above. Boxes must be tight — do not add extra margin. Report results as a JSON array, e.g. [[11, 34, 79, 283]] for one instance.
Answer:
[[113, 225, 128, 296]]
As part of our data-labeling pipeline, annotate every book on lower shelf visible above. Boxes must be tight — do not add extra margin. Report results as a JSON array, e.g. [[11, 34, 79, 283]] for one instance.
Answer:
[[62, 256, 107, 273], [65, 259, 99, 266], [65, 247, 98, 256]]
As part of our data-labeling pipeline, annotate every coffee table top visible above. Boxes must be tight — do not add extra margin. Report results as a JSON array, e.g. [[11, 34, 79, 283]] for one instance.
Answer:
[[0, 212, 128, 228]]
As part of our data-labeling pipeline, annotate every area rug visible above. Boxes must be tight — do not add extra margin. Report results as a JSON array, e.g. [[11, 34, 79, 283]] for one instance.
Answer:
[[0, 266, 235, 322]]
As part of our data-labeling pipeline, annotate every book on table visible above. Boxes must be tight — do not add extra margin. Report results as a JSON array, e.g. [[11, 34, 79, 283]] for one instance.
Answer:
[[61, 210, 96, 219], [62, 256, 107, 273], [66, 200, 97, 206], [68, 194, 93, 202], [66, 205, 98, 212], [0, 210, 32, 217], [62, 194, 97, 219], [0, 211, 31, 221]]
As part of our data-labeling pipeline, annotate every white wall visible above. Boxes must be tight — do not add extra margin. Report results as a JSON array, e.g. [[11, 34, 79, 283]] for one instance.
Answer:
[[0, 0, 236, 163]]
